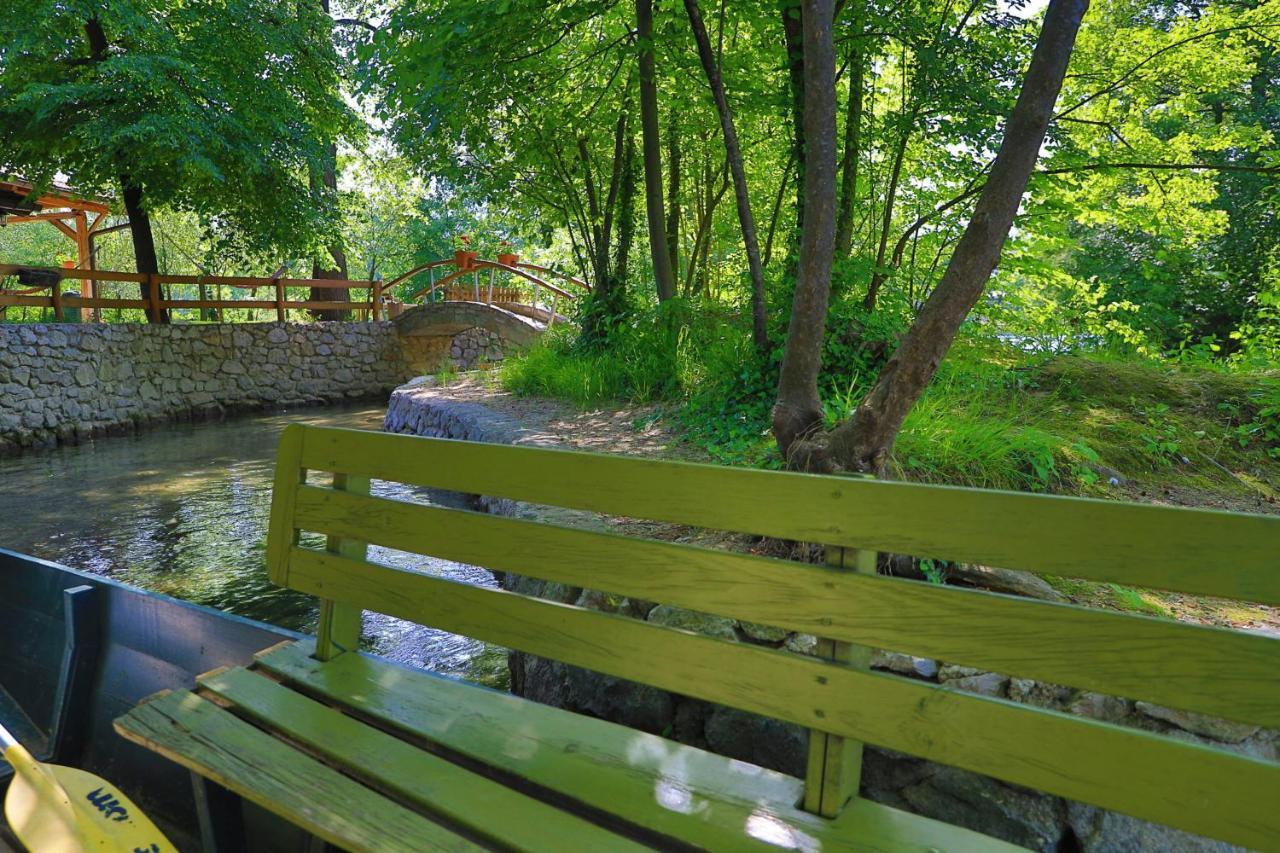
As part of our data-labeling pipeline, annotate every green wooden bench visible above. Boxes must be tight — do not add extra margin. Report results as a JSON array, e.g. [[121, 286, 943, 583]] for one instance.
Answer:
[[115, 424, 1280, 851]]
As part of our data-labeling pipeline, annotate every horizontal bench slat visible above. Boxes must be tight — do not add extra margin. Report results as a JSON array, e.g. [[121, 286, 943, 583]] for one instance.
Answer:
[[255, 641, 1019, 853], [286, 547, 1280, 850], [290, 485, 1280, 728], [291, 427, 1280, 604], [197, 666, 649, 852], [114, 690, 480, 853]]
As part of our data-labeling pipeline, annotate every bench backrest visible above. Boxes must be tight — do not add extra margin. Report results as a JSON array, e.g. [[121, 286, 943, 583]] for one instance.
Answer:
[[265, 424, 1280, 848]]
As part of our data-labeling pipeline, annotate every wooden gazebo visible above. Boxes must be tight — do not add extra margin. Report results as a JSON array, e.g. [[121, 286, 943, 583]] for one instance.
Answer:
[[0, 177, 112, 319]]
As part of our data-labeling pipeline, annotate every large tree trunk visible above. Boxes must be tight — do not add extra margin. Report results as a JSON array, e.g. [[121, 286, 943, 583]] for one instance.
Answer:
[[310, 142, 351, 321], [685, 0, 770, 352], [834, 41, 864, 259], [636, 0, 678, 302], [119, 179, 168, 324], [825, 0, 1090, 473], [771, 0, 837, 462]]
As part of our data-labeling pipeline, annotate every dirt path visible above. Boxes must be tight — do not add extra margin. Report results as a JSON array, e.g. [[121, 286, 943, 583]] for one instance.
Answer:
[[430, 374, 686, 458]]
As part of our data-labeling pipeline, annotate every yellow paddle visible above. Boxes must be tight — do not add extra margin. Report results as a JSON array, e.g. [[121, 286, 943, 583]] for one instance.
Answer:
[[1, 720, 176, 852]]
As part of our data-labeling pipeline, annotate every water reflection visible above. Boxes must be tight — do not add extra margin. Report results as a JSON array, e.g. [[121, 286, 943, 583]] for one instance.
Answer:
[[0, 404, 498, 678]]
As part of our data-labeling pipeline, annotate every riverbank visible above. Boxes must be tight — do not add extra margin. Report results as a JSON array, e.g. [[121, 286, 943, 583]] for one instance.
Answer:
[[394, 372, 680, 457]]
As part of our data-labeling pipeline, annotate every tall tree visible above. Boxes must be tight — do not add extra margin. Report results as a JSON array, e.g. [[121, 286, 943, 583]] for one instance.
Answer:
[[310, 0, 353, 322], [0, 0, 353, 322], [684, 0, 770, 351], [773, 0, 839, 458], [310, 143, 353, 321], [775, 0, 1091, 471], [637, 0, 679, 302]]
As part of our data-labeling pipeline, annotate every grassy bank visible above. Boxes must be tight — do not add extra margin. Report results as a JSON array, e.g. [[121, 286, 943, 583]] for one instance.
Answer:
[[500, 333, 1279, 504], [496, 333, 1278, 628]]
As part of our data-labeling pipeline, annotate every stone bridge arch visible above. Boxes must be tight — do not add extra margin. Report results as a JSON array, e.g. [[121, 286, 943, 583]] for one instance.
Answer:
[[393, 301, 546, 372]]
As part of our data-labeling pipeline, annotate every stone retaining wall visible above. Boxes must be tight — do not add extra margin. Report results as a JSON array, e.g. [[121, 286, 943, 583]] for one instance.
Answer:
[[385, 384, 1258, 852], [0, 322, 413, 455]]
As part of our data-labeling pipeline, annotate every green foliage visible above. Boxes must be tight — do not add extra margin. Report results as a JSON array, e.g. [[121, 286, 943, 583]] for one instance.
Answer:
[[1107, 584, 1171, 618], [0, 0, 356, 260], [499, 306, 685, 407], [1132, 399, 1183, 466]]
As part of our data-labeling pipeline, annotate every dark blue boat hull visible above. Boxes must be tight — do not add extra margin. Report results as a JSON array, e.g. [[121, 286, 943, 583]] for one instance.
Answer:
[[0, 548, 298, 849]]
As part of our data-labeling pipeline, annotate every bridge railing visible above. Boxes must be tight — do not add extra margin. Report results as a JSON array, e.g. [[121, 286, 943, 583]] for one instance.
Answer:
[[385, 257, 589, 327], [0, 264, 386, 323]]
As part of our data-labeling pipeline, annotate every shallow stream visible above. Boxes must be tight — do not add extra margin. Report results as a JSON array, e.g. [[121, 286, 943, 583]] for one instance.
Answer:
[[0, 404, 501, 680]]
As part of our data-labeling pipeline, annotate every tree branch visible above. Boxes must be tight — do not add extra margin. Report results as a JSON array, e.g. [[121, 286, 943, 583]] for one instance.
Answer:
[[332, 17, 377, 32]]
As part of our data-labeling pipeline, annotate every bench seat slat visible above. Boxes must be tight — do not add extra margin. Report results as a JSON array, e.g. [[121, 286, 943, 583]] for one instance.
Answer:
[[113, 690, 481, 853], [286, 547, 1280, 851], [291, 484, 1280, 728], [256, 641, 1019, 853], [196, 665, 651, 852], [292, 427, 1280, 605]]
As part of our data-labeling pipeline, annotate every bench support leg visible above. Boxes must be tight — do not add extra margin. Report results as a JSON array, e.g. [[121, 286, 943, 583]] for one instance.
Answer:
[[803, 546, 876, 817], [191, 772, 246, 853], [314, 473, 369, 661]]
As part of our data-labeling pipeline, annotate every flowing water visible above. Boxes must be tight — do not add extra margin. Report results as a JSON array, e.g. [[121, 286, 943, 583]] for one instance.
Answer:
[[0, 404, 503, 681]]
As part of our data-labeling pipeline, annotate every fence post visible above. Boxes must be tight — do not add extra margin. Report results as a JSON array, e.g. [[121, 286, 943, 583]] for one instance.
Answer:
[[147, 274, 162, 323], [50, 276, 64, 322], [802, 544, 877, 817], [486, 268, 495, 304], [371, 277, 382, 321], [473, 270, 480, 301], [548, 294, 558, 328], [274, 278, 286, 323]]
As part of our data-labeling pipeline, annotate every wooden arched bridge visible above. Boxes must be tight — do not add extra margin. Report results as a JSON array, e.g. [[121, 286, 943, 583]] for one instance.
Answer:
[[381, 255, 590, 329]]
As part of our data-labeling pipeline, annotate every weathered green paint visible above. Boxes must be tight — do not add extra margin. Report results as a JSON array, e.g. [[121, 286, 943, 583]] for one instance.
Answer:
[[264, 423, 306, 586], [257, 641, 1019, 852], [284, 546, 1280, 848], [285, 427, 1280, 604], [197, 666, 651, 852], [114, 690, 479, 853], [286, 482, 1280, 727], [215, 425, 1280, 849], [804, 545, 875, 817], [314, 472, 367, 661]]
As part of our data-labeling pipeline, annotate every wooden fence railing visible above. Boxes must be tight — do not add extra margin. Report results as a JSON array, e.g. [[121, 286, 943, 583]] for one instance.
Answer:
[[0, 265, 384, 323], [2, 259, 589, 325]]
